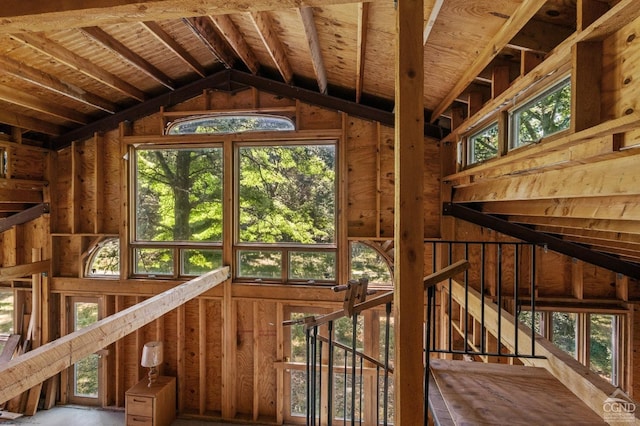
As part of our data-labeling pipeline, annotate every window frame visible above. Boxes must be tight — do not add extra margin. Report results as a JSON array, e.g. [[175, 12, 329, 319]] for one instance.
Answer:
[[466, 121, 499, 166]]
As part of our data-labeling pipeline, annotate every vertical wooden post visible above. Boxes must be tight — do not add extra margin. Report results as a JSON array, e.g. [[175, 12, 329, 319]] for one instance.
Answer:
[[394, 0, 425, 424]]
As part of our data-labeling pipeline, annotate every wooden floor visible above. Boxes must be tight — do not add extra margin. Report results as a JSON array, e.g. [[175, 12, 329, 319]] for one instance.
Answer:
[[429, 359, 606, 425]]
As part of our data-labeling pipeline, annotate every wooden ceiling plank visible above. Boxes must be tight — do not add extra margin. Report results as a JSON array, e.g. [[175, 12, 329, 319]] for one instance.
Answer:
[[355, 2, 369, 104], [535, 225, 640, 245], [0, 84, 89, 125], [0, 109, 65, 136], [562, 235, 640, 253], [141, 21, 206, 78], [508, 215, 640, 236], [249, 11, 293, 84], [430, 0, 547, 122], [11, 32, 147, 102], [481, 196, 640, 222], [210, 15, 260, 75], [183, 16, 236, 69], [81, 26, 175, 90], [0, 0, 386, 33], [298, 6, 328, 95], [0, 56, 116, 113]]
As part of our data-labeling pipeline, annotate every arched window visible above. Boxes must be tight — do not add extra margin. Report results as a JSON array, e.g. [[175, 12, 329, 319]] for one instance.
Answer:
[[166, 114, 295, 135], [350, 241, 393, 288], [86, 238, 120, 277]]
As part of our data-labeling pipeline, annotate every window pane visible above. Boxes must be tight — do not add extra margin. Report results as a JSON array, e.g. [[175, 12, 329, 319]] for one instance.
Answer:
[[181, 249, 223, 275], [237, 250, 281, 279], [0, 290, 13, 334], [290, 370, 307, 417], [468, 123, 498, 164], [289, 251, 335, 281], [135, 147, 223, 242], [552, 312, 577, 358], [74, 302, 99, 398], [134, 248, 174, 275], [167, 114, 294, 135], [87, 238, 120, 277], [590, 314, 615, 383], [238, 144, 336, 244], [350, 242, 392, 286], [518, 310, 542, 335], [511, 77, 571, 148]]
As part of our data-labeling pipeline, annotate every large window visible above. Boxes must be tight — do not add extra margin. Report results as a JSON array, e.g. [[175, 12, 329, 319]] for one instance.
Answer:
[[510, 76, 571, 148], [236, 143, 336, 283], [133, 146, 223, 277]]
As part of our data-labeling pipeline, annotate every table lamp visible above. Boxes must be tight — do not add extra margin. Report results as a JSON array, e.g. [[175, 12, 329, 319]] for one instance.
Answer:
[[141, 341, 163, 387]]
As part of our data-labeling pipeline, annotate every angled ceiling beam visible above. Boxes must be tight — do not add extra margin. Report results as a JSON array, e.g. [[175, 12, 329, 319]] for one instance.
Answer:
[[183, 17, 237, 69], [430, 0, 547, 122], [0, 56, 116, 113], [443, 202, 640, 279], [298, 6, 328, 95], [81, 26, 175, 90], [0, 84, 89, 124], [423, 0, 444, 45], [141, 21, 206, 78], [53, 70, 231, 149], [0, 109, 66, 136], [0, 203, 49, 234], [0, 0, 387, 33], [210, 15, 260, 75], [355, 2, 370, 103], [11, 32, 147, 102], [230, 70, 444, 138], [249, 11, 293, 84]]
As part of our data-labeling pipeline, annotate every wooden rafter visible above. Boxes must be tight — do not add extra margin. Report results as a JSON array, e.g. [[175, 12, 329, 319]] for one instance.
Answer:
[[509, 216, 640, 236], [210, 15, 260, 75], [0, 109, 65, 136], [0, 203, 49, 234], [0, 84, 89, 125], [536, 225, 640, 245], [183, 17, 236, 69], [81, 26, 175, 90], [249, 11, 293, 84], [0, 0, 386, 33], [0, 260, 49, 281], [141, 21, 206, 78], [298, 6, 328, 95], [0, 267, 229, 404], [423, 0, 444, 45], [355, 2, 369, 103], [0, 56, 116, 113], [430, 0, 547, 122], [10, 32, 147, 102]]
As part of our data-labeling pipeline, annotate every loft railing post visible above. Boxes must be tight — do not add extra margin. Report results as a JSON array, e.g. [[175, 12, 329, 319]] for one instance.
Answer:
[[531, 246, 537, 357], [383, 302, 391, 426], [480, 243, 486, 354], [514, 245, 520, 356], [497, 243, 502, 357], [306, 326, 312, 426], [351, 313, 358, 426], [464, 242, 469, 356], [328, 320, 334, 426]]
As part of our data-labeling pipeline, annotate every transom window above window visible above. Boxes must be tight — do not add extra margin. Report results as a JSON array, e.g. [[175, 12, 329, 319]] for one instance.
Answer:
[[86, 238, 120, 277], [510, 76, 571, 148], [166, 114, 295, 135]]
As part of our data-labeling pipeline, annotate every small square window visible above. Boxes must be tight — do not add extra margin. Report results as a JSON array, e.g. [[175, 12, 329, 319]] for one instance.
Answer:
[[134, 248, 174, 276], [289, 251, 335, 281], [467, 122, 499, 165], [181, 249, 223, 276], [237, 250, 282, 279]]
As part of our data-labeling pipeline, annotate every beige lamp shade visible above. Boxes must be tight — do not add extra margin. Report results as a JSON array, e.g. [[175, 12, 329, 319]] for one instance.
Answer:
[[141, 341, 163, 367]]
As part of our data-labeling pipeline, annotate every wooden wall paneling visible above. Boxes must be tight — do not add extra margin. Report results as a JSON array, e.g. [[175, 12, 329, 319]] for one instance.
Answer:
[[94, 133, 104, 234], [78, 137, 97, 234], [582, 264, 616, 299], [204, 299, 223, 415], [184, 299, 200, 413], [31, 248, 42, 349], [114, 295, 125, 406], [103, 130, 121, 234], [58, 294, 68, 404], [346, 117, 378, 237], [118, 123, 130, 279], [578, 0, 610, 32], [338, 113, 349, 284], [375, 121, 382, 238], [572, 41, 603, 132], [571, 259, 585, 299], [379, 126, 394, 237], [199, 298, 207, 415], [235, 300, 254, 418], [71, 141, 81, 234], [162, 308, 178, 379], [275, 302, 284, 424], [52, 237, 80, 277], [616, 273, 629, 302], [253, 300, 277, 421], [9, 146, 47, 181], [535, 249, 571, 297], [177, 304, 186, 414], [423, 136, 441, 237], [297, 103, 342, 131]]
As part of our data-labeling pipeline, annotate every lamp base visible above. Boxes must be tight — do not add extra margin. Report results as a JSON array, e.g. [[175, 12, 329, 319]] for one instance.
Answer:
[[147, 366, 158, 387]]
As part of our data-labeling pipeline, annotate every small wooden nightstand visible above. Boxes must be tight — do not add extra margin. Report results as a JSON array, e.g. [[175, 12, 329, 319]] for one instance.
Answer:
[[125, 376, 176, 426]]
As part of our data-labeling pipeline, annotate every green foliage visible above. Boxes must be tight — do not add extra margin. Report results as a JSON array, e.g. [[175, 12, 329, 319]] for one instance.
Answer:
[[182, 249, 222, 275], [469, 123, 499, 164], [238, 250, 282, 279], [590, 314, 614, 381], [514, 79, 571, 146], [0, 291, 13, 334], [75, 355, 99, 397], [350, 243, 392, 286], [136, 148, 223, 242], [88, 238, 119, 276], [75, 302, 98, 330], [135, 248, 174, 275], [238, 145, 335, 244], [551, 312, 577, 357], [289, 251, 335, 281]]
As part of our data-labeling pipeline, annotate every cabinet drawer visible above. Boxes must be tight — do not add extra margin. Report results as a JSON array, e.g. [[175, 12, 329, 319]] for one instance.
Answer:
[[127, 414, 153, 425], [126, 395, 154, 417]]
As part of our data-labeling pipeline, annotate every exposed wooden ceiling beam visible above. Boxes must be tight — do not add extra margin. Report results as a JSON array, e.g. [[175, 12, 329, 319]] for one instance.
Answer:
[[0, 203, 49, 233], [443, 203, 640, 279], [430, 0, 547, 122], [11, 32, 147, 102], [0, 56, 116, 113], [210, 15, 260, 75], [0, 85, 89, 125], [423, 0, 444, 45], [0, 109, 66, 136], [81, 26, 175, 90], [183, 17, 237, 69], [0, 0, 386, 33], [249, 11, 293, 84], [0, 188, 42, 204], [355, 2, 369, 103], [299, 6, 328, 95], [141, 21, 207, 78], [0, 260, 50, 281], [535, 225, 640, 245], [508, 216, 640, 236]]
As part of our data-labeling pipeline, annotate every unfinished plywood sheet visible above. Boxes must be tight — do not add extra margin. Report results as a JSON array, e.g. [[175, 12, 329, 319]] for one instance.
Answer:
[[429, 359, 606, 425]]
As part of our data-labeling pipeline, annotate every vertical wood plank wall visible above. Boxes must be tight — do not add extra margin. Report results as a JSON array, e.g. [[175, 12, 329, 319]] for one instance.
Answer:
[[0, 88, 440, 422]]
